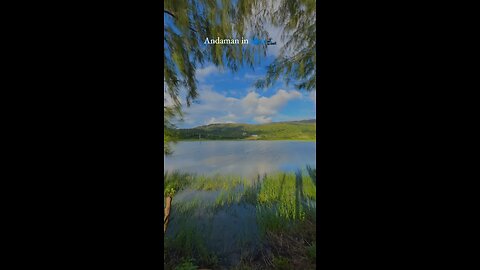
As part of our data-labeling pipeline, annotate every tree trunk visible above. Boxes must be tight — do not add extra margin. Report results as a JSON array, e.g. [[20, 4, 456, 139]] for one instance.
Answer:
[[164, 196, 172, 235]]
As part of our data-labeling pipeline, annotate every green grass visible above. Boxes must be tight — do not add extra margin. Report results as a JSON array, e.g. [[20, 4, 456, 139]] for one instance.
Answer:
[[307, 242, 316, 262], [164, 168, 317, 269], [175, 119, 316, 141], [165, 220, 218, 269], [272, 256, 291, 270], [191, 174, 244, 191], [164, 171, 194, 197], [255, 171, 316, 234], [173, 260, 197, 270]]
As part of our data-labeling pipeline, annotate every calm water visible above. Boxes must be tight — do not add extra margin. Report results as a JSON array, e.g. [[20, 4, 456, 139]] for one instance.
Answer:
[[164, 141, 316, 177], [165, 141, 316, 266]]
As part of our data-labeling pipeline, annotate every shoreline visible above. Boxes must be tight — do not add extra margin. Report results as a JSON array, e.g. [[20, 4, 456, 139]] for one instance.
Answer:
[[176, 139, 316, 142]]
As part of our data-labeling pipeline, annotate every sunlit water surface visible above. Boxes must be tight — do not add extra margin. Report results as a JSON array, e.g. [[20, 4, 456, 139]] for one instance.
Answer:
[[164, 141, 316, 177]]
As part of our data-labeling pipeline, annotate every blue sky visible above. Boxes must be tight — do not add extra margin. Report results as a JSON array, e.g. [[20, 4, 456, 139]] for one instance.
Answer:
[[165, 12, 316, 128], [169, 51, 316, 128]]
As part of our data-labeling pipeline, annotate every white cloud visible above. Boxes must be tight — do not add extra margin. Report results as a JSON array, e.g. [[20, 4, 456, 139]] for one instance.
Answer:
[[225, 112, 237, 119], [242, 89, 302, 118], [176, 87, 303, 127], [196, 65, 224, 81], [254, 116, 272, 123], [206, 115, 236, 125], [206, 117, 219, 125]]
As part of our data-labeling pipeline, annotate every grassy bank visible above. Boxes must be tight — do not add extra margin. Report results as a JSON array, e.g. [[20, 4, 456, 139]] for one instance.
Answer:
[[176, 138, 316, 142], [164, 168, 316, 270], [175, 120, 316, 141]]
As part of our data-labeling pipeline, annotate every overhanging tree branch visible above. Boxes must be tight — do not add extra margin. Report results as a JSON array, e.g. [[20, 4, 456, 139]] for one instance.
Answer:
[[164, 10, 198, 33]]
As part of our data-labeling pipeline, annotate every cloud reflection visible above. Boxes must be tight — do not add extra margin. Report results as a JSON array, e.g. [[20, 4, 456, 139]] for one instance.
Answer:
[[164, 141, 316, 178]]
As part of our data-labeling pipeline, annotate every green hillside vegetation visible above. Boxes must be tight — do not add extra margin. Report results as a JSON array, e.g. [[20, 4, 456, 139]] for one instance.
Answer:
[[175, 119, 316, 141]]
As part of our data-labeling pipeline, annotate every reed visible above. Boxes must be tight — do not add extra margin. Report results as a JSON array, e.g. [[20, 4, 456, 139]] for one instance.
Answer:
[[163, 167, 316, 270]]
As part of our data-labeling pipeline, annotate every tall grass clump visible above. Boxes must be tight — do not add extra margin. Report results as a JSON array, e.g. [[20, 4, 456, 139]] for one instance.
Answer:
[[256, 171, 316, 234], [239, 182, 260, 205], [257, 172, 299, 219], [165, 219, 218, 269], [164, 171, 194, 198], [300, 170, 316, 201], [174, 198, 204, 216], [191, 174, 243, 191], [163, 167, 317, 269]]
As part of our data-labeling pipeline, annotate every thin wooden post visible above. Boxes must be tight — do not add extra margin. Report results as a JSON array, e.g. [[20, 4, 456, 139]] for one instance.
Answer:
[[164, 196, 172, 234]]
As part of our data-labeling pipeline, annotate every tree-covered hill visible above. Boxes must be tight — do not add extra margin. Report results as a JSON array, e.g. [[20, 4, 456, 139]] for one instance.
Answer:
[[175, 119, 316, 140]]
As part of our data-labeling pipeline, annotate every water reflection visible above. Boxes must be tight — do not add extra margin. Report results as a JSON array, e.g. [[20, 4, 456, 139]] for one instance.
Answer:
[[164, 141, 316, 177]]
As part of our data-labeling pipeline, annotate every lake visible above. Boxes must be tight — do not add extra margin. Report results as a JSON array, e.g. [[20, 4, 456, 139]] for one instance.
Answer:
[[164, 140, 316, 268], [164, 140, 316, 177]]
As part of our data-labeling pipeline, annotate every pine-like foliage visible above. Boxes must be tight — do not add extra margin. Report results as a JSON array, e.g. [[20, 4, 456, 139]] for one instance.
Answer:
[[164, 106, 177, 155], [164, 0, 271, 154], [164, 0, 268, 108], [163, 0, 316, 154], [255, 0, 316, 91]]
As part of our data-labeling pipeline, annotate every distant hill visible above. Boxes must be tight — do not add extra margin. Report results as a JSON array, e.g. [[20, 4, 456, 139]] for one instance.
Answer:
[[175, 119, 316, 140]]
